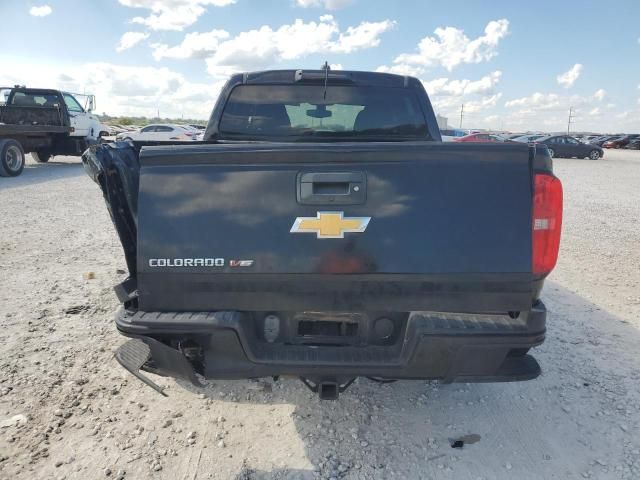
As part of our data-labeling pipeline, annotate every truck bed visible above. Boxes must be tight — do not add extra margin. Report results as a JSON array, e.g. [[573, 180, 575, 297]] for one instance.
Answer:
[[0, 104, 68, 128], [0, 124, 72, 135]]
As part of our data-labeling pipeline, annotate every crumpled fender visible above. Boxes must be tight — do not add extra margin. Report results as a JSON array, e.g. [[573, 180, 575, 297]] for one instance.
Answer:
[[82, 142, 140, 275]]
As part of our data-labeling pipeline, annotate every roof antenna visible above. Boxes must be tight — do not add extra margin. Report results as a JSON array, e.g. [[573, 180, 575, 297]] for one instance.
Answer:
[[322, 61, 330, 100]]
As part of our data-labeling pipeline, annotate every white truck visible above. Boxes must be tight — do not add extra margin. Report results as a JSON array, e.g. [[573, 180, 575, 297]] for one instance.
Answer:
[[0, 86, 107, 177]]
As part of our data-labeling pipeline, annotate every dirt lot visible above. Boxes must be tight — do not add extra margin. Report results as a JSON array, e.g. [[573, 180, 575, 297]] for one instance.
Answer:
[[1, 148, 639, 480]]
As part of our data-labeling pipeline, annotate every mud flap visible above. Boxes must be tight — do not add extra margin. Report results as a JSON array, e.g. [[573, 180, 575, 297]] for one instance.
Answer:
[[114, 337, 203, 396]]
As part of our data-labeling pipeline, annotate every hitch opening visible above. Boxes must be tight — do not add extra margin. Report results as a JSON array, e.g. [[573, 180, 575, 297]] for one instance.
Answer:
[[319, 382, 338, 400], [300, 377, 355, 400]]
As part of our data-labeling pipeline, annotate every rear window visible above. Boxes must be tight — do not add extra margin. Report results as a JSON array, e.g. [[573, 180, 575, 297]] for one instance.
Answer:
[[219, 84, 430, 141], [10, 92, 60, 107]]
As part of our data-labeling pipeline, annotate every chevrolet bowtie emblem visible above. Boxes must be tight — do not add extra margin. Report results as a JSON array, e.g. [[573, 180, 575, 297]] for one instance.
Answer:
[[290, 212, 371, 239]]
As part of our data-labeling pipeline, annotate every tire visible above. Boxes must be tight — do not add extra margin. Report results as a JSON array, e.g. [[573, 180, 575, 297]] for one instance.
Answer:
[[31, 150, 51, 163], [547, 148, 555, 158], [588, 149, 601, 160], [0, 139, 26, 177]]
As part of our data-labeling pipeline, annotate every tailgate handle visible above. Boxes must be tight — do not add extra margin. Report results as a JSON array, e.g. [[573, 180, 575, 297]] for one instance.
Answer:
[[297, 172, 366, 205]]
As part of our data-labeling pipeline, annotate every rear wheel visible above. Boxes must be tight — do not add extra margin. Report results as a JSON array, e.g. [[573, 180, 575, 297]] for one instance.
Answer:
[[588, 149, 601, 160], [547, 148, 555, 158], [0, 139, 26, 177], [31, 150, 51, 163]]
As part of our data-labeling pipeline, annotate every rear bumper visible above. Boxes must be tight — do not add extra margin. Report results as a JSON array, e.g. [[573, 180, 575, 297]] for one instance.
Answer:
[[115, 302, 546, 384]]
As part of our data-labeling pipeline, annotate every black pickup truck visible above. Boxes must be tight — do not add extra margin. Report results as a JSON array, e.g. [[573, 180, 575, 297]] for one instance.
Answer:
[[84, 69, 563, 399]]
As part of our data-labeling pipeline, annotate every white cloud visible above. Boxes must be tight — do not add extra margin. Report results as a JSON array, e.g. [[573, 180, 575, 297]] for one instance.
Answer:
[[0, 59, 223, 119], [430, 92, 502, 116], [29, 5, 52, 16], [464, 93, 502, 113], [399, 71, 505, 122], [151, 16, 394, 76], [422, 71, 502, 97], [379, 19, 509, 74], [500, 89, 619, 131], [116, 32, 150, 52], [375, 64, 424, 77], [118, 0, 236, 31], [295, 0, 354, 9], [152, 29, 230, 59], [505, 89, 606, 111], [333, 19, 394, 52], [330, 63, 343, 70], [505, 92, 564, 110], [593, 88, 606, 101], [556, 63, 583, 88]]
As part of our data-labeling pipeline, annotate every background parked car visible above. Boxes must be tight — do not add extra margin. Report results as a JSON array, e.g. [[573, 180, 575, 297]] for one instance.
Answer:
[[116, 124, 199, 142], [440, 128, 467, 141], [603, 135, 637, 149], [625, 139, 640, 150], [591, 135, 620, 147], [536, 135, 604, 159], [108, 125, 129, 136], [512, 134, 547, 143], [454, 133, 511, 142], [183, 124, 205, 140]]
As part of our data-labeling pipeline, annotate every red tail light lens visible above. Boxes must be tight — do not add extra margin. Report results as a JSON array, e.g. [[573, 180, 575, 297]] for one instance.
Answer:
[[532, 173, 563, 275]]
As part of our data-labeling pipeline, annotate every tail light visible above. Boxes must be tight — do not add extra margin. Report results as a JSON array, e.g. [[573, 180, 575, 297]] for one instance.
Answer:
[[532, 173, 563, 275]]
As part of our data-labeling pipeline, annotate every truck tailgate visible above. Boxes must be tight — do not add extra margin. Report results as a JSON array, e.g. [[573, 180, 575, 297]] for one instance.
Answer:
[[133, 142, 535, 313]]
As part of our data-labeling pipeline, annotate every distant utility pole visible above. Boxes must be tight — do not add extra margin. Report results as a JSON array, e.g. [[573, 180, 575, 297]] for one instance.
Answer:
[[459, 104, 464, 129], [567, 106, 574, 134]]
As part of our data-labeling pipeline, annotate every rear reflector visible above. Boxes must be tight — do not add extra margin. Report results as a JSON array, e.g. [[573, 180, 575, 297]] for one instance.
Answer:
[[532, 173, 563, 275]]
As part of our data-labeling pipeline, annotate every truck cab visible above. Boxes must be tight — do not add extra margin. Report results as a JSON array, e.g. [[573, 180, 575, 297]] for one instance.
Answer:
[[60, 91, 105, 140]]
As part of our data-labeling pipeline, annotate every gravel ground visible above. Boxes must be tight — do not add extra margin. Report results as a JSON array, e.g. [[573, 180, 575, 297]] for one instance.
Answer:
[[0, 149, 639, 480]]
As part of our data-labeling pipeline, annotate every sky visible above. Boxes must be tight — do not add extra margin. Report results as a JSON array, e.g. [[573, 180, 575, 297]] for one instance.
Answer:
[[1, 0, 639, 132]]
